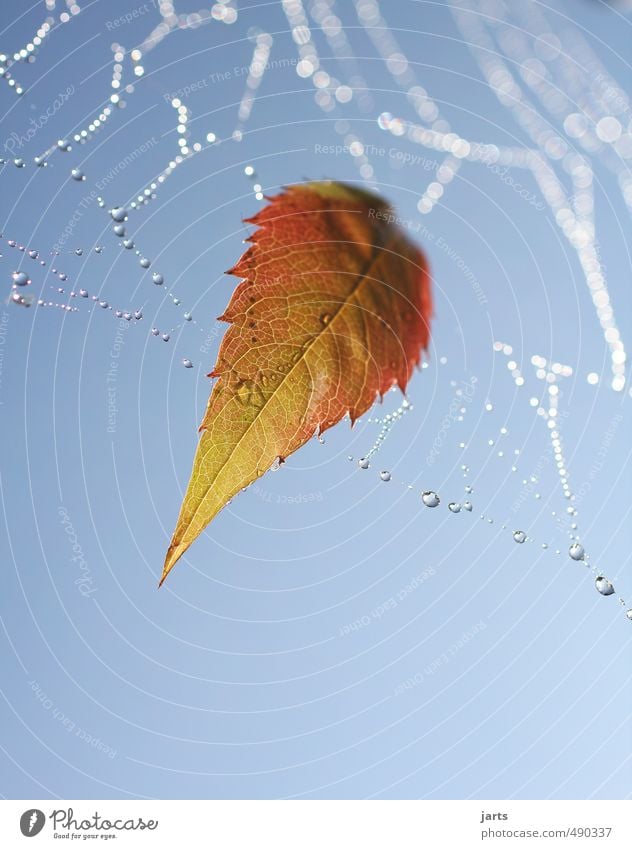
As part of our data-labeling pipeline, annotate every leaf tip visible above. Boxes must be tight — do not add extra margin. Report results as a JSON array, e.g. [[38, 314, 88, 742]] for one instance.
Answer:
[[160, 543, 185, 586]]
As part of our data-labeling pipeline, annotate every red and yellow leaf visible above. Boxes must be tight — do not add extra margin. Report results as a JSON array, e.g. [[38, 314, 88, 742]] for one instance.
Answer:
[[161, 181, 431, 584]]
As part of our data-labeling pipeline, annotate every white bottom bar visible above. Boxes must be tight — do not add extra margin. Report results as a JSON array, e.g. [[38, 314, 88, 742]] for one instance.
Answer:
[[1, 800, 630, 847]]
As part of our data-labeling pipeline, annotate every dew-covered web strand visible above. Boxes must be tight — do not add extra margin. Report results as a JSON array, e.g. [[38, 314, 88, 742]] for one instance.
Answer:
[[282, 0, 379, 186], [3, 113, 275, 376], [0, 0, 80, 98], [449, 0, 628, 392], [21, 0, 239, 157], [3, 19, 275, 361], [340, 349, 631, 623]]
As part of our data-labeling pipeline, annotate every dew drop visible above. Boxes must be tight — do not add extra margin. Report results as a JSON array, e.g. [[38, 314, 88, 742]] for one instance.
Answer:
[[422, 490, 440, 508], [183, 312, 192, 321], [270, 456, 284, 471], [113, 223, 126, 237], [320, 312, 332, 326], [139, 257, 151, 268], [99, 301, 109, 309], [513, 530, 527, 544], [626, 610, 632, 621], [173, 298, 181, 306], [110, 206, 127, 222], [152, 272, 164, 285], [464, 485, 473, 493], [448, 502, 461, 513], [134, 310, 142, 320], [358, 457, 370, 469], [151, 327, 159, 336], [71, 168, 85, 181], [13, 158, 25, 168], [79, 288, 88, 297], [569, 543, 585, 561], [122, 239, 134, 250], [463, 501, 473, 511], [161, 333, 170, 342], [595, 576, 615, 596], [57, 139, 71, 152], [182, 358, 193, 368], [12, 271, 29, 286], [379, 470, 391, 481]]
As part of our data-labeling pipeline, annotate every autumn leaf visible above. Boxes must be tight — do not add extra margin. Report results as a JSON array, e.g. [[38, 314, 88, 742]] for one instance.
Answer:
[[161, 181, 432, 585]]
